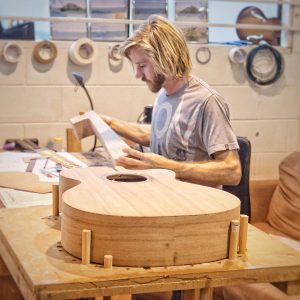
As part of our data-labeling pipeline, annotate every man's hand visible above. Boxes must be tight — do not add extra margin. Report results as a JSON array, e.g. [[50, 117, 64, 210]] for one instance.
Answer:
[[101, 115, 113, 126], [116, 148, 241, 187], [115, 148, 166, 170]]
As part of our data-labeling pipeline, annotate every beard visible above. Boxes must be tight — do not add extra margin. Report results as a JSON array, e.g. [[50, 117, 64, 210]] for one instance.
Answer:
[[143, 73, 165, 93]]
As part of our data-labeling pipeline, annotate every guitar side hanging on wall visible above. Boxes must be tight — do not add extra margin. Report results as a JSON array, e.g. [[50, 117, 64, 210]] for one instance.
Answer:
[[236, 6, 281, 45]]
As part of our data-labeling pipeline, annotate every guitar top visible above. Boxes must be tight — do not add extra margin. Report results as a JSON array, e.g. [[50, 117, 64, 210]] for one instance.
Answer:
[[60, 167, 240, 217]]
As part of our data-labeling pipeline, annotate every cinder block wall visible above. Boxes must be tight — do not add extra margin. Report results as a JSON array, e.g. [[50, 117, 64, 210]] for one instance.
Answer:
[[1, 10, 300, 180]]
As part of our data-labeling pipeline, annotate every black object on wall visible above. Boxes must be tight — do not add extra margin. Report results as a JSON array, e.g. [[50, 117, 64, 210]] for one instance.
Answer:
[[246, 44, 283, 86]]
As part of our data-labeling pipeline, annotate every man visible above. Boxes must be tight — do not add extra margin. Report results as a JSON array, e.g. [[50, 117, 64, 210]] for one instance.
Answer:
[[103, 15, 241, 188]]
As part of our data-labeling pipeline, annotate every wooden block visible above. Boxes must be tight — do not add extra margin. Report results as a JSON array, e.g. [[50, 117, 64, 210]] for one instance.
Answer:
[[66, 128, 82, 152]]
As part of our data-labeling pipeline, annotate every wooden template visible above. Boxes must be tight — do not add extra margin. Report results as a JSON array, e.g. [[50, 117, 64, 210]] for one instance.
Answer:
[[0, 205, 300, 300], [70, 111, 128, 166], [0, 172, 52, 193], [60, 166, 241, 267]]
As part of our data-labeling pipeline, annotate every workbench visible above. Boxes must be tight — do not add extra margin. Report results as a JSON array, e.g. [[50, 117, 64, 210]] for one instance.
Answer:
[[0, 205, 300, 300]]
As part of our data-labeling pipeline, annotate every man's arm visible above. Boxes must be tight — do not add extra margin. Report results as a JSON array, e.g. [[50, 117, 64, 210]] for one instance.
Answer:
[[102, 115, 151, 147], [116, 148, 241, 188], [171, 150, 241, 187]]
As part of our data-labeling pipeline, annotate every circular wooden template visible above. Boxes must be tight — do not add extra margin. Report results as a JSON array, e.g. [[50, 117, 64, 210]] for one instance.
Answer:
[[60, 167, 240, 267], [33, 40, 57, 64], [2, 42, 22, 63]]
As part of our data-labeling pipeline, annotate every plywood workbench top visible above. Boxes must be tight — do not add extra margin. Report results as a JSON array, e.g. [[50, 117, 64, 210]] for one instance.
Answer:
[[0, 206, 300, 300]]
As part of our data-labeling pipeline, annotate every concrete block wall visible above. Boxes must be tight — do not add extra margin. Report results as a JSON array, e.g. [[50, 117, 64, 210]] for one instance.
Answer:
[[0, 38, 299, 180]]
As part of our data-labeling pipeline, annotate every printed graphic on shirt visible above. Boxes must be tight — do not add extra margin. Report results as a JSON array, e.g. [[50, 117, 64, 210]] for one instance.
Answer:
[[152, 94, 198, 160], [153, 101, 172, 139]]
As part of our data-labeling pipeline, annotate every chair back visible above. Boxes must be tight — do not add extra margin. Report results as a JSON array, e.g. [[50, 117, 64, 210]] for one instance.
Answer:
[[223, 136, 251, 221]]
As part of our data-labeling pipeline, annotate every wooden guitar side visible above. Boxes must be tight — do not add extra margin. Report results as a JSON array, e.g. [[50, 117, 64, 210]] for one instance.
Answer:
[[60, 167, 240, 267]]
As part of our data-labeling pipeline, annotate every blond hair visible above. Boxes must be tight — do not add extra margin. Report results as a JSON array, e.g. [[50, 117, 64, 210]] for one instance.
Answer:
[[119, 15, 192, 79]]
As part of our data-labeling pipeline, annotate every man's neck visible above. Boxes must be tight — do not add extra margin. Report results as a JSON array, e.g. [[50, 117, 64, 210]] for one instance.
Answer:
[[163, 76, 189, 96]]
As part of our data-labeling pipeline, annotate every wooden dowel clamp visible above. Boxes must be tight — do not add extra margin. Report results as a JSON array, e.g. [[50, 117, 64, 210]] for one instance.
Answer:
[[52, 183, 59, 217], [229, 219, 240, 260], [239, 214, 249, 254], [104, 255, 113, 269], [82, 229, 91, 265]]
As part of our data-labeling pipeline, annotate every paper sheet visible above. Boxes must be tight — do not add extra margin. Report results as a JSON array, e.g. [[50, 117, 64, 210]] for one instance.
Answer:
[[0, 152, 37, 172], [0, 151, 89, 206], [0, 187, 52, 208], [0, 151, 88, 183]]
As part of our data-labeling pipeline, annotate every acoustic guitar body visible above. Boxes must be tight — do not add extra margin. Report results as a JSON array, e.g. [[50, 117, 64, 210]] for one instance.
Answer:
[[236, 6, 281, 45], [60, 167, 240, 267]]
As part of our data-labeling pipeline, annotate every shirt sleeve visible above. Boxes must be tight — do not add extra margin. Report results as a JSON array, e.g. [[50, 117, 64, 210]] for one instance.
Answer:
[[199, 94, 239, 157]]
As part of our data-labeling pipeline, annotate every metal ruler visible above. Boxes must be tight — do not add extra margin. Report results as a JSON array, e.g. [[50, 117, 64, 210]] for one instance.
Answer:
[[37, 149, 79, 169], [26, 158, 37, 172]]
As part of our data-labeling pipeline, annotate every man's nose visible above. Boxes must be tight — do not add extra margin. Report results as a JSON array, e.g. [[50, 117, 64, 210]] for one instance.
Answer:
[[135, 67, 143, 79]]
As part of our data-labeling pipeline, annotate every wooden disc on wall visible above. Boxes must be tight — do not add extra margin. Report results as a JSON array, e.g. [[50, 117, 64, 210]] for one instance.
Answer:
[[60, 167, 240, 267], [33, 40, 57, 64], [2, 42, 22, 63], [68, 38, 97, 66]]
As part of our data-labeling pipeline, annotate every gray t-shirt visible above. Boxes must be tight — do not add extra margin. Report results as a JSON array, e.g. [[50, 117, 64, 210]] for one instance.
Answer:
[[150, 76, 239, 162]]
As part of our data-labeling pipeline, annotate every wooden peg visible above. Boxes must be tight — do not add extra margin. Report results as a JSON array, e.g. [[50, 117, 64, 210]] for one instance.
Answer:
[[239, 214, 249, 254], [52, 184, 59, 217], [229, 219, 240, 260], [82, 229, 91, 265], [66, 128, 82, 152], [104, 255, 113, 269]]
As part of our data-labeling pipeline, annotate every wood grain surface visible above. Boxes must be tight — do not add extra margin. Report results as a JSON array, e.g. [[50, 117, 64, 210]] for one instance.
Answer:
[[60, 167, 241, 267], [1, 206, 300, 300], [0, 172, 52, 193]]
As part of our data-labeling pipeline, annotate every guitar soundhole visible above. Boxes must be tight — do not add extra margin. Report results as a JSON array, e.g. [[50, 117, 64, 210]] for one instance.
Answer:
[[106, 173, 148, 182]]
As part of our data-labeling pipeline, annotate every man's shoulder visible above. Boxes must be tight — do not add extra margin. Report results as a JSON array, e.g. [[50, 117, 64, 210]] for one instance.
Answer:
[[187, 76, 221, 101]]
